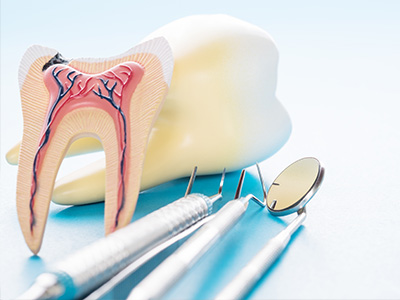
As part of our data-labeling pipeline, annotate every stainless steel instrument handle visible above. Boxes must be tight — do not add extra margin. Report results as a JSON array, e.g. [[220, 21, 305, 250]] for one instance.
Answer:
[[215, 211, 307, 300], [48, 193, 212, 299], [128, 197, 249, 300]]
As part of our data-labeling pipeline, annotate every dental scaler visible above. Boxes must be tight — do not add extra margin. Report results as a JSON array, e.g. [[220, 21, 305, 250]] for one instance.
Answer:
[[127, 166, 266, 300], [18, 167, 225, 300]]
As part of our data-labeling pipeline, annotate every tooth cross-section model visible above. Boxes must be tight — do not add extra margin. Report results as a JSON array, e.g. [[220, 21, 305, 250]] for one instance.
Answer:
[[7, 15, 292, 206], [16, 38, 173, 254]]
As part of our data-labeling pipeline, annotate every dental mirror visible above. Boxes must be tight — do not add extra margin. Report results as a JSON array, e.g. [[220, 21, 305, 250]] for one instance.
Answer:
[[267, 157, 324, 216], [215, 157, 325, 300]]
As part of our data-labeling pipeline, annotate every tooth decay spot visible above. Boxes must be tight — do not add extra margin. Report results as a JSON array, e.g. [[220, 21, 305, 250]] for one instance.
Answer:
[[30, 62, 144, 232], [42, 52, 69, 71]]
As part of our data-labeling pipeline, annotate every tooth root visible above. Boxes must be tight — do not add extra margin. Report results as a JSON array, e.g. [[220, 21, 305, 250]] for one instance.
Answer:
[[16, 38, 173, 253], [18, 109, 119, 253], [17, 45, 59, 254]]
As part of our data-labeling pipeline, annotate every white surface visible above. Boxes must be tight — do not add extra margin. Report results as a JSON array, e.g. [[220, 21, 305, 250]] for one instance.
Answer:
[[1, 1, 400, 299]]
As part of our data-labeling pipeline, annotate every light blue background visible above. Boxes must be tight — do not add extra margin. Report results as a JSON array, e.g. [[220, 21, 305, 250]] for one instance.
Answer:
[[1, 0, 400, 299]]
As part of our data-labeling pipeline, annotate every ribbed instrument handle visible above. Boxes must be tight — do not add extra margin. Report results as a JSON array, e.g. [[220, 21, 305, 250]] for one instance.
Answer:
[[53, 193, 212, 299]]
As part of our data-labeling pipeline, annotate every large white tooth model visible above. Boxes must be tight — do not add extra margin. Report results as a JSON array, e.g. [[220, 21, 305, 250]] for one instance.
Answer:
[[8, 15, 291, 209]]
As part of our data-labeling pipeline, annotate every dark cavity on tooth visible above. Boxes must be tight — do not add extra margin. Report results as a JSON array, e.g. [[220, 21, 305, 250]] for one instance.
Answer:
[[42, 53, 70, 71]]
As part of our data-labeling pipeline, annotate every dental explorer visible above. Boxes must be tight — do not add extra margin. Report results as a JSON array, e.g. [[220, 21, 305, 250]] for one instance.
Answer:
[[127, 167, 266, 300], [215, 157, 325, 300], [17, 167, 225, 300]]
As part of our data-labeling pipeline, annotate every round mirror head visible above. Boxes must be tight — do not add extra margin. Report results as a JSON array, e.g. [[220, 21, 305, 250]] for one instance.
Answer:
[[266, 157, 324, 216]]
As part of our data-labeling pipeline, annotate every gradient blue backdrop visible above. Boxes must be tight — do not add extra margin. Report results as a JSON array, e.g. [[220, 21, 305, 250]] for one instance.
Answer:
[[1, 1, 400, 299]]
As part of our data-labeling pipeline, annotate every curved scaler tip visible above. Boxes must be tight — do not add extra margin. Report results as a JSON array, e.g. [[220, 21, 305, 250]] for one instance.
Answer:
[[255, 162, 267, 206], [218, 168, 226, 195], [234, 170, 246, 199], [208, 168, 226, 204], [185, 166, 198, 197], [234, 164, 267, 207]]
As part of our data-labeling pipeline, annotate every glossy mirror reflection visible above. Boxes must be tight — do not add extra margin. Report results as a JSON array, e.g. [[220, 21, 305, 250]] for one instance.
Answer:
[[267, 157, 323, 215]]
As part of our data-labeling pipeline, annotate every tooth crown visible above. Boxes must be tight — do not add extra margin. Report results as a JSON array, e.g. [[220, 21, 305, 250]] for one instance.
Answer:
[[16, 38, 173, 253]]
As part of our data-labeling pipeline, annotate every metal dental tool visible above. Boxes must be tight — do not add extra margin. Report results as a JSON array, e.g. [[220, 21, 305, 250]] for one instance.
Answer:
[[215, 157, 325, 300], [17, 167, 225, 300], [127, 168, 266, 300]]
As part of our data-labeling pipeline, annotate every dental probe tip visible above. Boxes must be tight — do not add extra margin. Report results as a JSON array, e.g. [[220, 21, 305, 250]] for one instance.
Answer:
[[234, 170, 246, 199], [209, 169, 226, 204], [185, 166, 198, 196], [256, 163, 268, 202], [218, 168, 226, 195]]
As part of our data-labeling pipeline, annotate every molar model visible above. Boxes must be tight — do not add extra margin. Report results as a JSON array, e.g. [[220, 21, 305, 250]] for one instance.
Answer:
[[9, 15, 291, 231], [15, 38, 173, 254]]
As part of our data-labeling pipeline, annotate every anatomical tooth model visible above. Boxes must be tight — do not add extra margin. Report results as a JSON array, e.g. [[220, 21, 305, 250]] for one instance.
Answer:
[[15, 38, 173, 254], [10, 15, 292, 254], [8, 15, 292, 207]]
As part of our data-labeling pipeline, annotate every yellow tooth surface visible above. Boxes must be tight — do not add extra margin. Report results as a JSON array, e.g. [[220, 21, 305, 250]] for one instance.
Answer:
[[13, 15, 292, 207], [53, 158, 106, 205]]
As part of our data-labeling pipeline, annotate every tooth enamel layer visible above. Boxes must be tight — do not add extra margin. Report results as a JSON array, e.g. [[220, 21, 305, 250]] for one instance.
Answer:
[[16, 39, 172, 254]]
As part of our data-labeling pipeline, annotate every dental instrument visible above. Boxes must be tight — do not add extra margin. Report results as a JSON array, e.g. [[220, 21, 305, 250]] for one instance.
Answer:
[[127, 167, 266, 300], [84, 213, 213, 300], [215, 157, 324, 300], [17, 167, 225, 300]]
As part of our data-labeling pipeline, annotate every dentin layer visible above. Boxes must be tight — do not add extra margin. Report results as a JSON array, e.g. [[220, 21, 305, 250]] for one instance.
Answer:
[[17, 39, 173, 253]]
